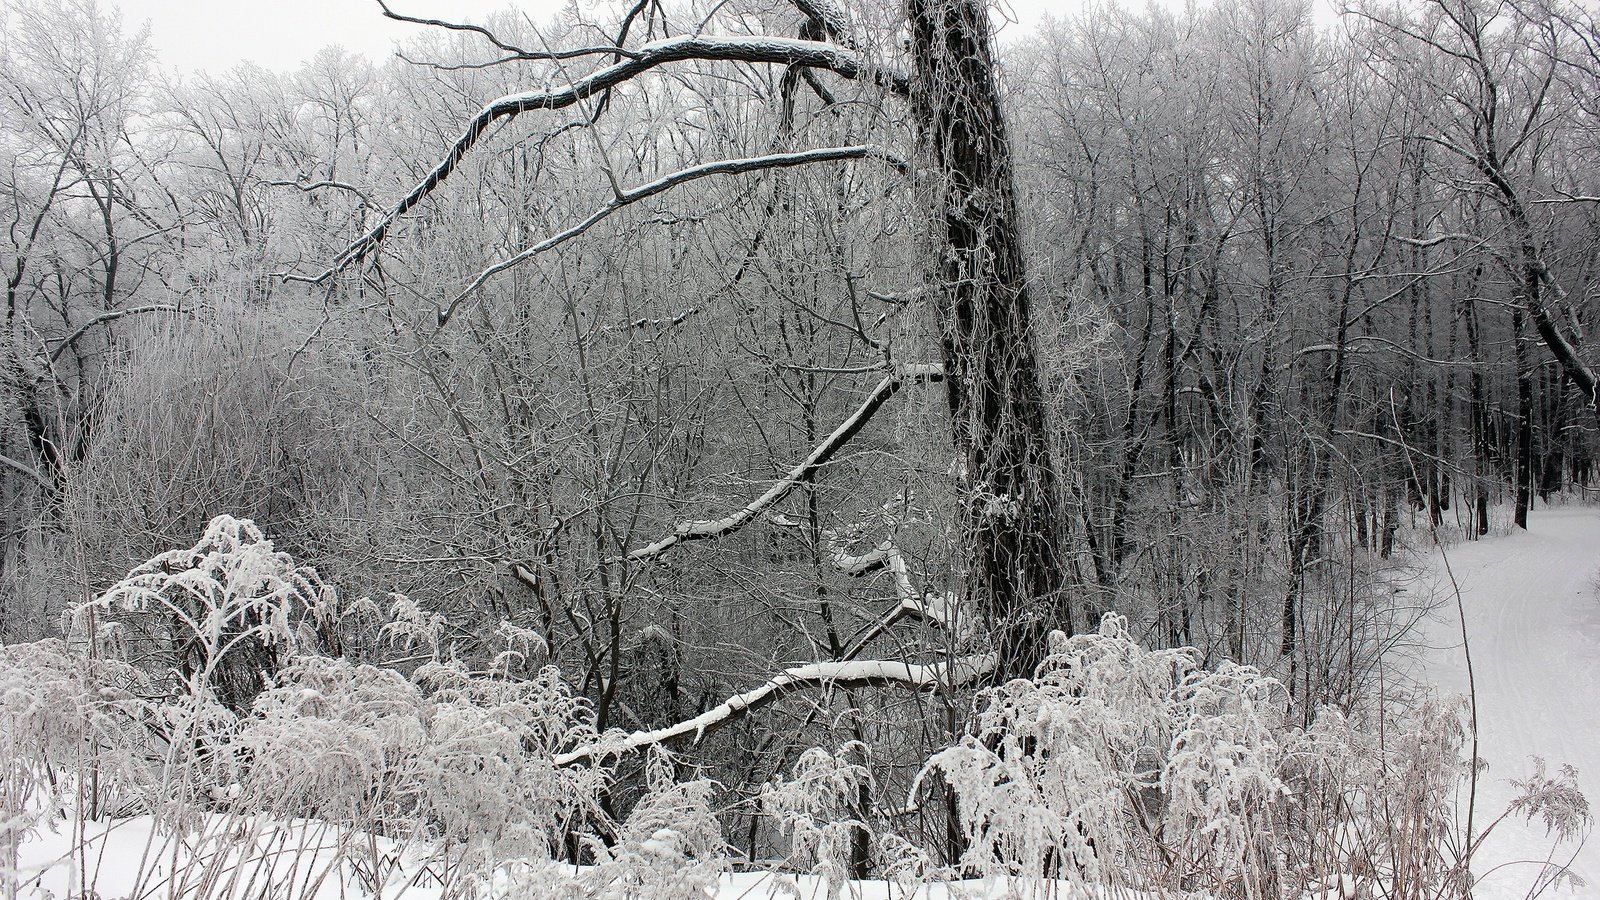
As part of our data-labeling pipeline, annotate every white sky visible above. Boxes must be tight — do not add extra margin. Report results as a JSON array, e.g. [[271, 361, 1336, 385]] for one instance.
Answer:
[[114, 0, 1065, 76]]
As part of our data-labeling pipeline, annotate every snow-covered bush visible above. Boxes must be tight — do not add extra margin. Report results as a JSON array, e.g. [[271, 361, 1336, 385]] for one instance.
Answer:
[[759, 743, 872, 891], [0, 639, 159, 898], [0, 640, 157, 827], [233, 655, 610, 858], [492, 752, 727, 900], [583, 753, 727, 900], [915, 613, 1576, 899], [0, 638, 156, 804], [919, 614, 1204, 884], [76, 514, 339, 717]]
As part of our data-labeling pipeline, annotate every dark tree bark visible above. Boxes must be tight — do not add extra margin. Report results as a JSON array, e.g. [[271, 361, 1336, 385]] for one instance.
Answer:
[[1514, 306, 1533, 530], [906, 0, 1071, 682]]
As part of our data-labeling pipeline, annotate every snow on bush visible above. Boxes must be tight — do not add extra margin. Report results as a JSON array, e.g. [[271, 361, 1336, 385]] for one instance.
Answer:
[[759, 743, 872, 891], [913, 614, 1530, 898], [492, 752, 726, 900], [1, 639, 157, 890], [919, 614, 1205, 883], [229, 636, 609, 857], [76, 514, 338, 716], [0, 639, 155, 809]]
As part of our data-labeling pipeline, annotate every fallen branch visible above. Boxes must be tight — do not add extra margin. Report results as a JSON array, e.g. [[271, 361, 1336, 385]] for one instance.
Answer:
[[554, 652, 993, 765]]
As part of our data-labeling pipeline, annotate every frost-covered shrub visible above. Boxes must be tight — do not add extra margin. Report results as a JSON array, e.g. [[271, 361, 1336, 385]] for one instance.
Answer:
[[493, 753, 727, 900], [1279, 697, 1472, 899], [77, 514, 338, 716], [919, 614, 1200, 882], [760, 743, 872, 891], [582, 753, 728, 900], [232, 657, 428, 823], [0, 638, 157, 889], [1163, 660, 1292, 892], [916, 614, 1569, 899], [0, 638, 157, 808], [235, 656, 610, 857], [916, 614, 1314, 894]]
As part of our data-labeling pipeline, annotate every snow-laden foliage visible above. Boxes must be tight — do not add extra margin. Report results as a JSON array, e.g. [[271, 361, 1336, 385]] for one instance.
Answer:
[[76, 514, 339, 716], [0, 640, 156, 839], [915, 614, 1511, 898], [759, 743, 871, 892], [493, 752, 726, 900], [235, 655, 609, 856], [919, 614, 1220, 881]]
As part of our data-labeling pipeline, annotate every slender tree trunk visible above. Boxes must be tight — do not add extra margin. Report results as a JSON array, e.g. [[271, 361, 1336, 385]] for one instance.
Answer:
[[1514, 306, 1533, 530]]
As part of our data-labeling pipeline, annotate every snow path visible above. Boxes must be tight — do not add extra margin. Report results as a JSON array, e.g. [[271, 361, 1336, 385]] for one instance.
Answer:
[[1416, 507, 1600, 898]]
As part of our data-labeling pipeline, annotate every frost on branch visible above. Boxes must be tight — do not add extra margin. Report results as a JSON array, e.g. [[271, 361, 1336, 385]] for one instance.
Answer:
[[237, 657, 608, 855], [918, 613, 1293, 888], [79, 514, 337, 715]]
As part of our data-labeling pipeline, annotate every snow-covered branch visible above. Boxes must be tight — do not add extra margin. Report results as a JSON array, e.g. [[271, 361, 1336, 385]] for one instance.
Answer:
[[0, 453, 45, 485], [434, 145, 906, 326], [318, 35, 907, 279], [626, 363, 943, 562], [554, 653, 993, 765], [48, 304, 184, 364]]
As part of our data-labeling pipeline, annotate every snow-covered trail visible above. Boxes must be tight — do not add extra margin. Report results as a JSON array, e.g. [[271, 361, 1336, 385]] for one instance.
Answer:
[[1416, 507, 1600, 898]]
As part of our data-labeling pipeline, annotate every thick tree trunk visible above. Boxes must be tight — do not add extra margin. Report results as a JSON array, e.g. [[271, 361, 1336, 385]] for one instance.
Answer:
[[906, 0, 1069, 682]]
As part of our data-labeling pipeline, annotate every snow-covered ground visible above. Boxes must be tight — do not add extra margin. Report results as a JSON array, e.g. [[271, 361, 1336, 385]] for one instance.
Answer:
[[1414, 507, 1600, 898], [9, 813, 1104, 900]]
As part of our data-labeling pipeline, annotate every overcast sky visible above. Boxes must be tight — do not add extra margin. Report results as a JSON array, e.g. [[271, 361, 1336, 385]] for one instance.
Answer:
[[114, 0, 1064, 76]]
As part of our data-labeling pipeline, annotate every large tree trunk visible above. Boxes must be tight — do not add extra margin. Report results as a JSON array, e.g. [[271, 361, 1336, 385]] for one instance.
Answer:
[[906, 0, 1070, 682]]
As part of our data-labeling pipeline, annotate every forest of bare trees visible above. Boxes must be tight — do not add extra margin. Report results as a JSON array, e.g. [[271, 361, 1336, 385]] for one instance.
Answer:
[[1, 0, 1596, 896]]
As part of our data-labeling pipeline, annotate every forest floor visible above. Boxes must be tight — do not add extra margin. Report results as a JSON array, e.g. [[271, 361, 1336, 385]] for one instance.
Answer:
[[1412, 505, 1600, 899]]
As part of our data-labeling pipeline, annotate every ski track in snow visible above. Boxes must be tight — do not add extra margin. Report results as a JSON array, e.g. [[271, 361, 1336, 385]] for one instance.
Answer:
[[1415, 507, 1600, 899]]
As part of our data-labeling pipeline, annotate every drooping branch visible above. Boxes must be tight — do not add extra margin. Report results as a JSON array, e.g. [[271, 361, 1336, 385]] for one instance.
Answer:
[[376, 0, 631, 62], [435, 145, 908, 326], [317, 35, 908, 280], [626, 363, 943, 562]]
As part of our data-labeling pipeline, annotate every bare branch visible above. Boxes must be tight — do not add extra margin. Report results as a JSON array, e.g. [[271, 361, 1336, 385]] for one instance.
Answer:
[[791, 0, 858, 48], [318, 35, 909, 280], [436, 144, 907, 326], [1390, 231, 1481, 248], [376, 0, 632, 62], [626, 362, 943, 562], [269, 179, 375, 208]]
